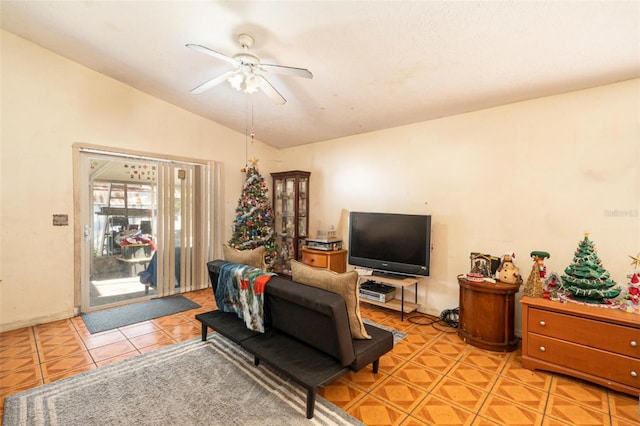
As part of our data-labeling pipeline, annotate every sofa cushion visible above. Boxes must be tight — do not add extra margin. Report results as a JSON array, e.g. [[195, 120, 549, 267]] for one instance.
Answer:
[[264, 276, 356, 366], [223, 245, 265, 270], [352, 323, 394, 371], [291, 260, 371, 339]]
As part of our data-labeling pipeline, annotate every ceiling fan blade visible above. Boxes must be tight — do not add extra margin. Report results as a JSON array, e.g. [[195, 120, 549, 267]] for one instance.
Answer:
[[260, 63, 313, 79], [256, 75, 286, 105], [190, 71, 236, 94], [186, 43, 238, 66]]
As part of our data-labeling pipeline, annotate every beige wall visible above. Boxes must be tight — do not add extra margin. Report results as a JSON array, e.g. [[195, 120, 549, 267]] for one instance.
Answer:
[[278, 79, 640, 331], [0, 31, 278, 331], [2, 30, 638, 334]]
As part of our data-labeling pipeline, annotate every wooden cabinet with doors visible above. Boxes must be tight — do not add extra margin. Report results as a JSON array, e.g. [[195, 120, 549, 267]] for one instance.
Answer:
[[457, 276, 521, 352], [271, 171, 310, 275]]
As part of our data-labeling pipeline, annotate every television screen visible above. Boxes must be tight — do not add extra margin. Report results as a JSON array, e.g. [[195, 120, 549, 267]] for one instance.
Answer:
[[348, 212, 431, 277]]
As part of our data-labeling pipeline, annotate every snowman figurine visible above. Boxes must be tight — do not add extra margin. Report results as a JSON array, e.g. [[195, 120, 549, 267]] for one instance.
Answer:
[[497, 253, 520, 284]]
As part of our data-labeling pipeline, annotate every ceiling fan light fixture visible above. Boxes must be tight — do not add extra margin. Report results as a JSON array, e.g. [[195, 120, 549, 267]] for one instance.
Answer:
[[228, 69, 260, 94], [228, 72, 244, 91], [188, 33, 310, 104], [244, 74, 260, 94]]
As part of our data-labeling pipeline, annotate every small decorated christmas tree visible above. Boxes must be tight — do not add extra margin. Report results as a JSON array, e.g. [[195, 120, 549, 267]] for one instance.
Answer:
[[228, 160, 278, 271], [560, 233, 620, 303], [523, 251, 550, 298]]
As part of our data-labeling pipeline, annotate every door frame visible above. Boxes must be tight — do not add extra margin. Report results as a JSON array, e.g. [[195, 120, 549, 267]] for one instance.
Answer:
[[73, 143, 223, 313]]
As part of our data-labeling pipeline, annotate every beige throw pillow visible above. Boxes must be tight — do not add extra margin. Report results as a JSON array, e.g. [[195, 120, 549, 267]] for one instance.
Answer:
[[291, 260, 371, 339], [223, 245, 265, 270]]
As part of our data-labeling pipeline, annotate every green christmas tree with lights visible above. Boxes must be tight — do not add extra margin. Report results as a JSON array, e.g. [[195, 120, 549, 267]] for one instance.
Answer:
[[228, 160, 278, 271], [560, 233, 620, 303]]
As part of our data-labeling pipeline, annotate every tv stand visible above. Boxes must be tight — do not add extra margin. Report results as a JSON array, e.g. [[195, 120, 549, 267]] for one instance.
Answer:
[[372, 270, 407, 280], [358, 274, 419, 321]]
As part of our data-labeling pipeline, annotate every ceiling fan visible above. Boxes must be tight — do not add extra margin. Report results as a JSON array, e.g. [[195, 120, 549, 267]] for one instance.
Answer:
[[186, 34, 313, 105]]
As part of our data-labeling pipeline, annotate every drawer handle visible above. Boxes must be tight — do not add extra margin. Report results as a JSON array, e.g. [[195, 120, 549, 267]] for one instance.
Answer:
[[631, 371, 638, 378], [631, 340, 638, 347], [539, 321, 546, 326], [539, 346, 546, 352]]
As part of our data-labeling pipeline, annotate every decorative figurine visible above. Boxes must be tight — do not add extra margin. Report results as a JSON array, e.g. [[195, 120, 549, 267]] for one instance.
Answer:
[[497, 253, 520, 284], [468, 252, 491, 282], [543, 272, 562, 300], [620, 252, 640, 313], [523, 251, 550, 297], [559, 233, 619, 304]]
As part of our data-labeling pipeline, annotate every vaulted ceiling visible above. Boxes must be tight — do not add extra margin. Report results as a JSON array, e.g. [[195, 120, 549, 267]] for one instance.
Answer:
[[2, 1, 639, 148]]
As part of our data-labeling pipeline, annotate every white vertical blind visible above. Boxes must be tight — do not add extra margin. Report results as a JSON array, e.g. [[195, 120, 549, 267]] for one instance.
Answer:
[[156, 161, 219, 296], [156, 162, 173, 296]]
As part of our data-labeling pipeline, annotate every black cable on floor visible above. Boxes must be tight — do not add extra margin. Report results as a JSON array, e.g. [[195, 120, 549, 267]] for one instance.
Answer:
[[439, 307, 459, 328], [407, 307, 459, 333]]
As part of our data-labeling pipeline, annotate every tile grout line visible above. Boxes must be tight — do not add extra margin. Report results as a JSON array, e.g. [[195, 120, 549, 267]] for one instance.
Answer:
[[30, 326, 45, 387]]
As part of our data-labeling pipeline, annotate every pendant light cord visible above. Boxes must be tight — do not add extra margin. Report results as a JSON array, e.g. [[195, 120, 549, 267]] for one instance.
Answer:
[[245, 97, 249, 167]]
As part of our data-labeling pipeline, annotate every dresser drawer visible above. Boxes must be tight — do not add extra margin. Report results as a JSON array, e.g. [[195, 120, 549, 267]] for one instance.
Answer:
[[527, 333, 640, 389], [301, 252, 328, 268], [529, 308, 640, 358]]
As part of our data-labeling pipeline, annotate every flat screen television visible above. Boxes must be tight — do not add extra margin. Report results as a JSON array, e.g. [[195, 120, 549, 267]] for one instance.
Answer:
[[348, 211, 431, 277]]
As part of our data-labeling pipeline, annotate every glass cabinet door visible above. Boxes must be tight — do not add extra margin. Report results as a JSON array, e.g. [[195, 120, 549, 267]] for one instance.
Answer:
[[297, 176, 308, 254], [271, 171, 310, 275]]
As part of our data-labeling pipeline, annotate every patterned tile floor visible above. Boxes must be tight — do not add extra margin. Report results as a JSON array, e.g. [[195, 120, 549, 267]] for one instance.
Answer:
[[1, 289, 639, 425]]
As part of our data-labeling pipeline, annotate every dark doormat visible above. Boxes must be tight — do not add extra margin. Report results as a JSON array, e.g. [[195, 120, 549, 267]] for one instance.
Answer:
[[82, 295, 200, 334]]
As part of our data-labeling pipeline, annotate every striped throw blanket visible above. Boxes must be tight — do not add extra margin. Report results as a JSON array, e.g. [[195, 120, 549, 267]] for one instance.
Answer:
[[215, 262, 275, 333]]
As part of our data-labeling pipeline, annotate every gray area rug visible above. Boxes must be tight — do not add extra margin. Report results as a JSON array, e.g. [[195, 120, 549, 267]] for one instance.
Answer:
[[363, 318, 407, 344], [3, 334, 363, 426], [81, 295, 200, 334]]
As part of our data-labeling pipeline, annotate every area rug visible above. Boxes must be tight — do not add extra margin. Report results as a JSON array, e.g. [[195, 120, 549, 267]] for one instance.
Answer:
[[81, 295, 200, 334], [3, 334, 363, 426], [363, 318, 407, 344]]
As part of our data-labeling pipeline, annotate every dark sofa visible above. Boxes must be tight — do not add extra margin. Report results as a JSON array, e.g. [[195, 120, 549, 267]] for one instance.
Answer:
[[196, 259, 394, 419]]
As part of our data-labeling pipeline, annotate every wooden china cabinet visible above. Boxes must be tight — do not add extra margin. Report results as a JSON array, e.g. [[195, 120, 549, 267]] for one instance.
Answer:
[[271, 171, 310, 275]]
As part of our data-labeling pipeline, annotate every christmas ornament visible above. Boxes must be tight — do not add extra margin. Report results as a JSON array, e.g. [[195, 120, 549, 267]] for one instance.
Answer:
[[619, 252, 640, 314], [543, 272, 562, 300]]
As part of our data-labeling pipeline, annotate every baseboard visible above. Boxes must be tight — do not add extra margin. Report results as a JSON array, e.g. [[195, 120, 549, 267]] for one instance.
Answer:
[[0, 308, 76, 333]]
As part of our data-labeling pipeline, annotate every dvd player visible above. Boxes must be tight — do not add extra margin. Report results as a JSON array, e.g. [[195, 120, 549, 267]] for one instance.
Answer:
[[359, 281, 396, 303], [305, 238, 343, 251]]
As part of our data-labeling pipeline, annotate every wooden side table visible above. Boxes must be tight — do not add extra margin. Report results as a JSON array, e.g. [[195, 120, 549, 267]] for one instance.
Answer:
[[457, 275, 521, 352], [300, 248, 347, 273]]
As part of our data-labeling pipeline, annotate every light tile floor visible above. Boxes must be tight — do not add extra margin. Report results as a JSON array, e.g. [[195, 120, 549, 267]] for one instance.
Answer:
[[1, 289, 639, 425]]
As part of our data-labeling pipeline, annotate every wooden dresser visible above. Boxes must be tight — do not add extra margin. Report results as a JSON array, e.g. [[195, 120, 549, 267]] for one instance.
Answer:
[[521, 296, 640, 396]]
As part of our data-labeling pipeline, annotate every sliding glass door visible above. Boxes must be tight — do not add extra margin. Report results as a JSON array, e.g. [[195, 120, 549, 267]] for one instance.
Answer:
[[76, 147, 218, 313]]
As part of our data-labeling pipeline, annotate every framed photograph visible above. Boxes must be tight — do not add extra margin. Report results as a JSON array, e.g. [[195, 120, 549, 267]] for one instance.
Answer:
[[470, 252, 500, 277]]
